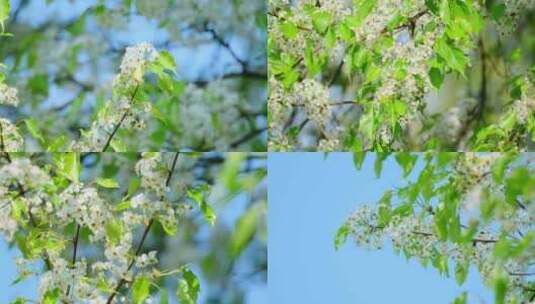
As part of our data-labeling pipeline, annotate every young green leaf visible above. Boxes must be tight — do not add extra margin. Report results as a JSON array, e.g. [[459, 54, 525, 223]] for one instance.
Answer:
[[187, 185, 216, 226], [334, 222, 350, 250], [452, 292, 467, 304], [311, 10, 332, 33], [177, 267, 200, 304], [132, 276, 151, 304], [55, 153, 80, 183], [43, 289, 60, 304], [0, 0, 9, 32], [105, 220, 123, 245], [454, 261, 468, 285], [352, 152, 366, 170], [428, 67, 444, 90], [24, 118, 45, 143], [394, 153, 417, 178], [95, 178, 120, 189], [160, 290, 169, 304], [229, 203, 261, 257]]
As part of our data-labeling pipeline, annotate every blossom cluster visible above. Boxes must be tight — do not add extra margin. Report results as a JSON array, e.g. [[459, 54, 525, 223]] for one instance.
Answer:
[[268, 76, 336, 150], [73, 43, 159, 151], [58, 183, 111, 241], [0, 79, 23, 151], [178, 81, 256, 151], [0, 119, 24, 152], [0, 83, 19, 106]]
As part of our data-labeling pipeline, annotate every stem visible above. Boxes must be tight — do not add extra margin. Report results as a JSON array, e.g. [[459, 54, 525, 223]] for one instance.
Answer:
[[509, 272, 535, 276], [102, 85, 139, 152], [105, 152, 180, 304], [0, 119, 5, 151], [72, 224, 81, 266], [230, 127, 267, 149], [65, 223, 81, 297], [412, 230, 497, 243]]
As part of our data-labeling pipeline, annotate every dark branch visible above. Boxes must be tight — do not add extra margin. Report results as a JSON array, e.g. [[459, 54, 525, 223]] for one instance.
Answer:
[[102, 85, 139, 152]]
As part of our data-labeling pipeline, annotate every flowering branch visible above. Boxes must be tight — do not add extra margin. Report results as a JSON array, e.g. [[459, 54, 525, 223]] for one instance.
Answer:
[[1, 153, 53, 270], [105, 152, 180, 304], [101, 85, 140, 152]]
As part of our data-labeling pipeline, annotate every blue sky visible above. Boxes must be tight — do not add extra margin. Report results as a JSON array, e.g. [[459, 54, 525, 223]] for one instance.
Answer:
[[268, 153, 493, 304]]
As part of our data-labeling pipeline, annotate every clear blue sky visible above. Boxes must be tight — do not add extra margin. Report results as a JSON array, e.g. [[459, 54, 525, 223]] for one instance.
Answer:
[[269, 153, 493, 304]]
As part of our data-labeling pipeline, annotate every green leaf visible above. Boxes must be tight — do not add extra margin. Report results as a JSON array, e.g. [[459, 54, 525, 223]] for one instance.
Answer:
[[158, 51, 177, 72], [494, 273, 507, 304], [105, 220, 123, 245], [452, 292, 467, 304], [229, 203, 261, 257], [491, 154, 515, 183], [490, 3, 507, 21], [394, 153, 417, 178], [24, 118, 45, 143], [352, 152, 366, 170], [56, 153, 80, 183], [95, 178, 120, 189], [425, 0, 440, 15], [334, 221, 350, 250], [43, 289, 60, 304], [434, 211, 448, 241], [377, 191, 392, 226], [435, 38, 468, 76], [373, 153, 389, 178], [132, 276, 151, 304], [127, 177, 140, 197], [187, 185, 216, 226], [0, 0, 9, 32], [28, 74, 49, 96], [280, 21, 298, 39], [177, 267, 200, 304], [11, 297, 28, 304], [114, 200, 131, 211], [311, 10, 332, 33], [350, 0, 377, 27], [220, 153, 245, 192], [428, 67, 444, 89], [455, 261, 468, 285], [158, 215, 177, 236], [160, 290, 169, 304]]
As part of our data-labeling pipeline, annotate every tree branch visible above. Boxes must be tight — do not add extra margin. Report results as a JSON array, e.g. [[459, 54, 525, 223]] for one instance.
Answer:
[[102, 85, 139, 152], [105, 152, 180, 304]]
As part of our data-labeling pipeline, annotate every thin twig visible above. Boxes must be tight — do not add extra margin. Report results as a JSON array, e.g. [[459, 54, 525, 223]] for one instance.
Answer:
[[102, 85, 140, 152]]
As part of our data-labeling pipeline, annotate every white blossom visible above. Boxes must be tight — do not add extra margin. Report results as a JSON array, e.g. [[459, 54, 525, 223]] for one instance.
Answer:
[[135, 153, 168, 196], [0, 119, 23, 152], [58, 183, 111, 241], [0, 83, 19, 106]]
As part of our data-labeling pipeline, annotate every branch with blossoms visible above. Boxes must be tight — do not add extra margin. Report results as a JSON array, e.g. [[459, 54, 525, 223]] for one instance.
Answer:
[[0, 0, 267, 152], [268, 0, 535, 151], [105, 152, 180, 304], [335, 152, 534, 304], [0, 152, 241, 303]]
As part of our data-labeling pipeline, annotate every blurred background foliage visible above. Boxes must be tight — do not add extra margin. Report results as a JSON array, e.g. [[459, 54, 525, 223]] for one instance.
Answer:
[[3, 152, 267, 303], [0, 0, 267, 151]]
